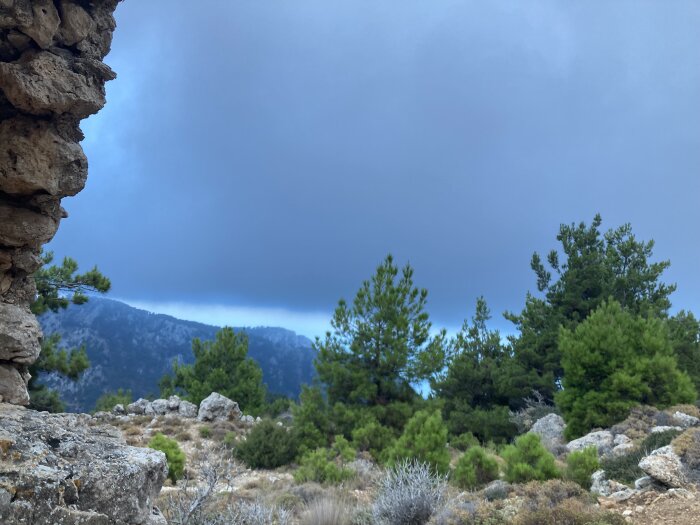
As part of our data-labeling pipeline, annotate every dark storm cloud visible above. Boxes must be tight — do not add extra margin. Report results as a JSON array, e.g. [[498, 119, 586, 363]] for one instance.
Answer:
[[50, 0, 700, 334]]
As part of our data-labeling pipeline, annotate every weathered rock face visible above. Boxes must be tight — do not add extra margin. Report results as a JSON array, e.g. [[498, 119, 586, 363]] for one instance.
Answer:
[[197, 392, 242, 422], [530, 414, 566, 453], [0, 0, 120, 405], [567, 429, 615, 456], [0, 402, 168, 524]]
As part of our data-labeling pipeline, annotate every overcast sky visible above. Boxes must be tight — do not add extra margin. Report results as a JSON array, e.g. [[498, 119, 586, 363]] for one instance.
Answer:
[[48, 0, 700, 338]]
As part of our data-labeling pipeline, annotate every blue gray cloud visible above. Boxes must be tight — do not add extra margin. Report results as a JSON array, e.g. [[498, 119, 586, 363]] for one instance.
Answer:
[[49, 0, 700, 335]]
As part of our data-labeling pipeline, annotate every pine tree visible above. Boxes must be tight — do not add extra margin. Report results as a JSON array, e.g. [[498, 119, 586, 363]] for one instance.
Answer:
[[160, 327, 267, 414], [314, 255, 445, 428], [557, 300, 695, 438]]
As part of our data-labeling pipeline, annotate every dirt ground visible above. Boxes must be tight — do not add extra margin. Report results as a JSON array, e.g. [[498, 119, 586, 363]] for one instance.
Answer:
[[602, 489, 700, 524]]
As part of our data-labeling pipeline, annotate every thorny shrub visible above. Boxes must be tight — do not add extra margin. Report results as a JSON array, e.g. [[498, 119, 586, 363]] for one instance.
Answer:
[[372, 459, 447, 525]]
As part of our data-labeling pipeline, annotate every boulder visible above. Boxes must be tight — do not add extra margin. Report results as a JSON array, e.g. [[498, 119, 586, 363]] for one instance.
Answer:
[[0, 403, 167, 524], [0, 117, 88, 196], [167, 395, 181, 411], [150, 398, 169, 415], [639, 445, 685, 488], [57, 0, 96, 46], [19, 0, 60, 49], [126, 398, 154, 416], [610, 442, 635, 457], [530, 413, 566, 452], [651, 425, 683, 434], [673, 411, 700, 429], [614, 434, 631, 446], [178, 400, 198, 419], [197, 392, 241, 422], [590, 470, 629, 496], [567, 430, 614, 456], [0, 364, 29, 405], [0, 303, 41, 364]]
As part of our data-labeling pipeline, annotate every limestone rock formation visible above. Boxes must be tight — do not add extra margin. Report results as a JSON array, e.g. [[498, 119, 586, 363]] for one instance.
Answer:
[[0, 402, 167, 524], [197, 392, 242, 422], [566, 429, 615, 456], [530, 413, 566, 453], [0, 0, 120, 405]]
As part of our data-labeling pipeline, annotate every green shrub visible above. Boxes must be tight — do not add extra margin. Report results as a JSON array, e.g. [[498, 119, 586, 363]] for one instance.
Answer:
[[223, 431, 237, 449], [502, 433, 559, 483], [601, 429, 680, 485], [148, 432, 185, 482], [386, 409, 450, 474], [234, 419, 298, 469], [451, 432, 479, 452], [452, 446, 499, 490], [198, 426, 212, 438], [565, 446, 599, 489], [94, 389, 132, 412], [292, 386, 331, 455], [351, 418, 396, 461], [557, 301, 696, 439], [294, 436, 356, 484]]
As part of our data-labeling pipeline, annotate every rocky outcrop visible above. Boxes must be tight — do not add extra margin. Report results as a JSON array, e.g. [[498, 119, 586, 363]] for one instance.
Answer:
[[639, 446, 686, 488], [197, 392, 242, 422], [0, 0, 120, 405], [0, 402, 167, 524], [567, 430, 615, 456], [530, 414, 566, 453]]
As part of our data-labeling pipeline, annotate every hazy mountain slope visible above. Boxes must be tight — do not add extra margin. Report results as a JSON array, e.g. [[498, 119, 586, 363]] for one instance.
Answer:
[[38, 298, 317, 412]]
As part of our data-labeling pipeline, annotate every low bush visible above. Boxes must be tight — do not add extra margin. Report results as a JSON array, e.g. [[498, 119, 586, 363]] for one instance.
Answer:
[[351, 418, 396, 462], [672, 428, 700, 482], [294, 436, 356, 484], [94, 388, 132, 413], [452, 446, 499, 490], [386, 409, 450, 474], [451, 432, 479, 452], [565, 446, 599, 489], [501, 433, 559, 483], [372, 460, 446, 525], [148, 432, 185, 482], [514, 497, 625, 525], [198, 426, 212, 438], [234, 419, 298, 469]]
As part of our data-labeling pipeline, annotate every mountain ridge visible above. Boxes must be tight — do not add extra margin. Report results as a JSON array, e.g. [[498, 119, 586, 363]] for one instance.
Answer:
[[38, 297, 317, 412]]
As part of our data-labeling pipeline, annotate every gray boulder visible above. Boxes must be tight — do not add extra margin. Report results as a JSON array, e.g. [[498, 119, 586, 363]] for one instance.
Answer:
[[150, 398, 169, 416], [639, 445, 685, 488], [197, 392, 241, 422], [673, 411, 700, 429], [590, 470, 629, 496], [651, 425, 683, 434], [530, 414, 566, 452], [126, 398, 154, 416], [0, 403, 167, 525], [178, 400, 198, 419], [567, 430, 614, 456]]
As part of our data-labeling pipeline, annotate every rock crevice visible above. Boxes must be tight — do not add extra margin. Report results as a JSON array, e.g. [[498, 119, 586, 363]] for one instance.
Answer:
[[0, 0, 121, 405]]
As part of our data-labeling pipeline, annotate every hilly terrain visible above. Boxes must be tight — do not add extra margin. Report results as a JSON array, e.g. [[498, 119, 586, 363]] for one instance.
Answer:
[[38, 298, 317, 412]]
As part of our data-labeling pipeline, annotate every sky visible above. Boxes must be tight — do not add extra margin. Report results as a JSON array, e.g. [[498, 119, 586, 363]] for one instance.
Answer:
[[48, 0, 700, 339]]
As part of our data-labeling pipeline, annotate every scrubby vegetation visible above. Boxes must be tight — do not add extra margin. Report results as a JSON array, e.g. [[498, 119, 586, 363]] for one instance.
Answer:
[[148, 432, 186, 482], [452, 446, 500, 490], [501, 433, 559, 483], [565, 447, 599, 489], [234, 419, 298, 469]]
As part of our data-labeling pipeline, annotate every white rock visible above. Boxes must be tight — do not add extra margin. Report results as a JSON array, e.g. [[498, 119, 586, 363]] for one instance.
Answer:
[[673, 411, 700, 429], [614, 434, 631, 446], [178, 400, 198, 418], [567, 430, 614, 455], [150, 399, 169, 415], [126, 398, 153, 416], [651, 426, 683, 433], [197, 393, 241, 422], [530, 414, 566, 452], [639, 446, 685, 488]]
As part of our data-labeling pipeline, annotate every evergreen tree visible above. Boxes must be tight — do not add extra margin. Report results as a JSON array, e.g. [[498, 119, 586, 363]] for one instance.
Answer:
[[160, 327, 267, 414], [386, 409, 450, 474], [433, 297, 520, 442], [557, 300, 695, 439], [667, 310, 700, 392], [28, 251, 110, 412], [507, 215, 676, 400], [314, 255, 445, 428]]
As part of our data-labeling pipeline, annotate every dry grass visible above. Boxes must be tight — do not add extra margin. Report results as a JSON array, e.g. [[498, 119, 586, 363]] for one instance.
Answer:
[[672, 427, 700, 482], [668, 404, 700, 419], [299, 496, 352, 525]]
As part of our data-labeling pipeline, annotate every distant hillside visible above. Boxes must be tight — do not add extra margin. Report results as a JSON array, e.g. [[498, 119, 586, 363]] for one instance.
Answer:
[[38, 298, 317, 412]]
